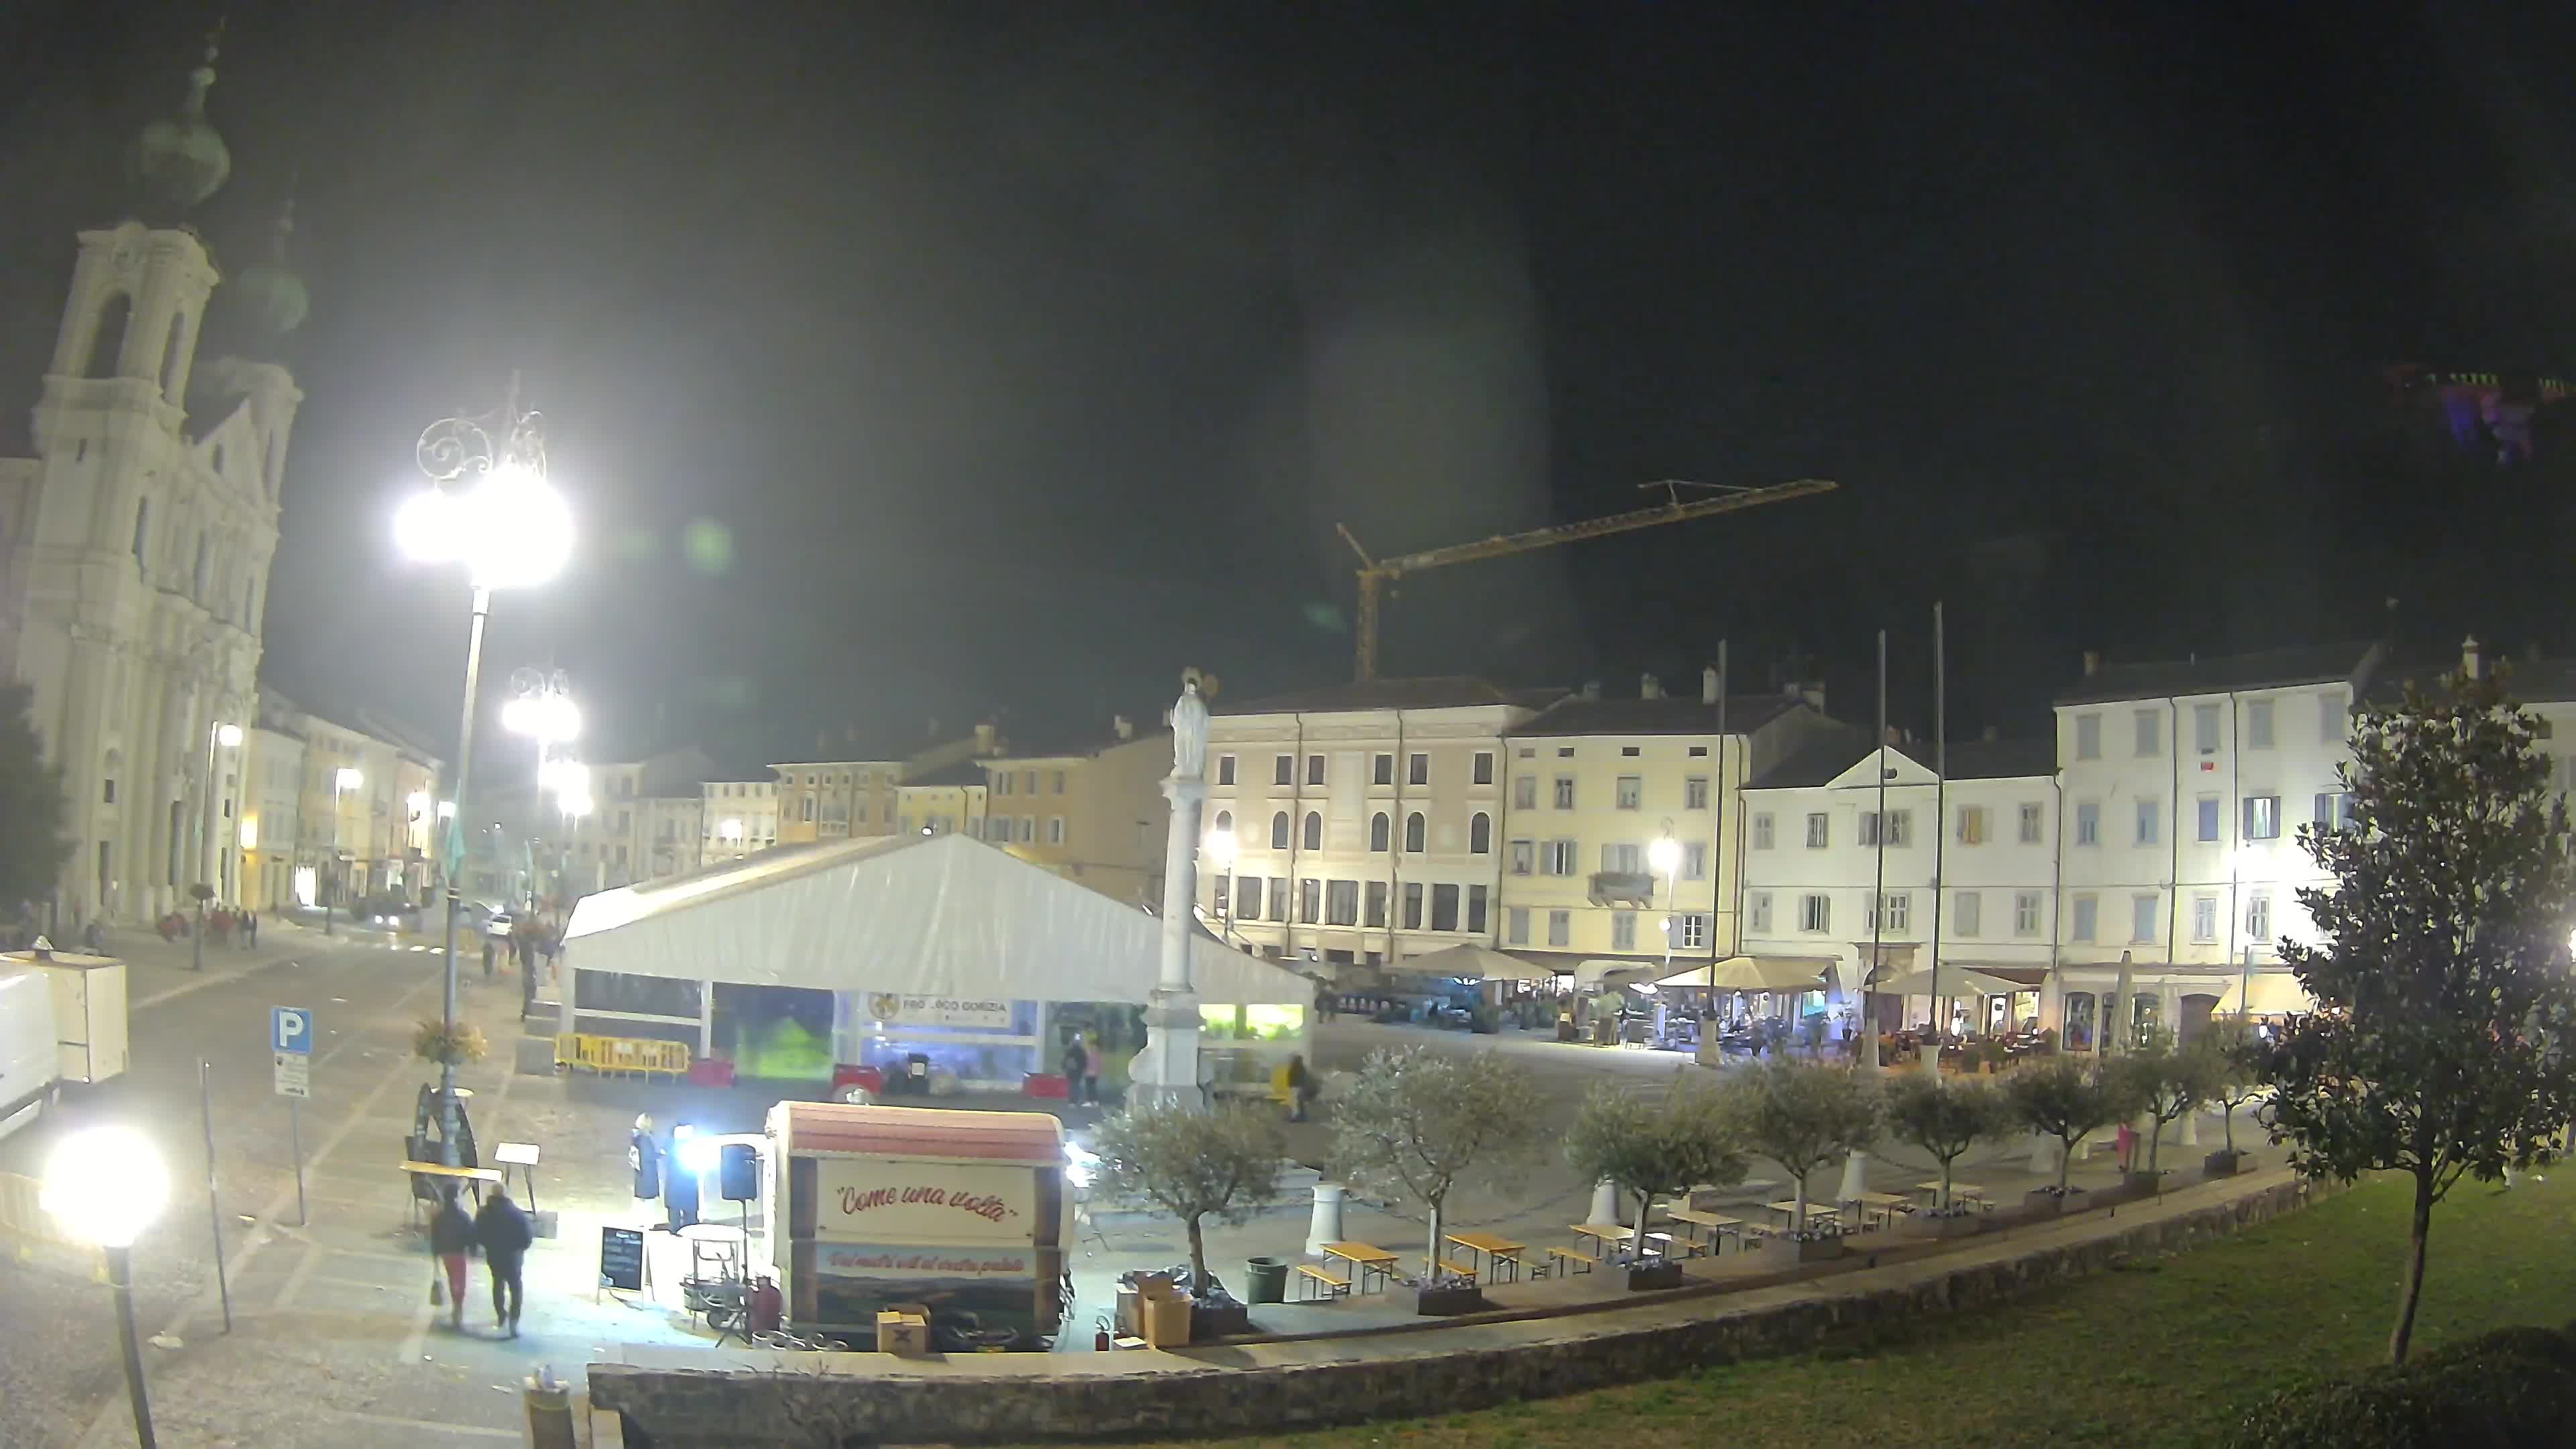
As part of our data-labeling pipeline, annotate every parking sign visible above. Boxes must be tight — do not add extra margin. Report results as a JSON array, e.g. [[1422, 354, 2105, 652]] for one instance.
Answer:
[[271, 1006, 313, 1055]]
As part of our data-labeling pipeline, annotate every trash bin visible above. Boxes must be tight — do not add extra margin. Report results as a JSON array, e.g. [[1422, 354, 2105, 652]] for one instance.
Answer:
[[523, 1372, 575, 1449], [1244, 1256, 1289, 1304]]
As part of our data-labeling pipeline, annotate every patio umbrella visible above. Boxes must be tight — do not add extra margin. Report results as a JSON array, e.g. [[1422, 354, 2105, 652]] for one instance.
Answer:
[[2110, 951, 2134, 1054]]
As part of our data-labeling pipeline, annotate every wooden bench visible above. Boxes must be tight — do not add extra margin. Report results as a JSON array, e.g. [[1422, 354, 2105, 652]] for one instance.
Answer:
[[1643, 1230, 1703, 1259], [1293, 1264, 1350, 1300], [1424, 1254, 1481, 1280], [1544, 1244, 1599, 1275]]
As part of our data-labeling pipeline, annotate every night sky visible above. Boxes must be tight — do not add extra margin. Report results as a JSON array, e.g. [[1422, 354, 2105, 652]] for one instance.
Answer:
[[4, 3, 2573, 765]]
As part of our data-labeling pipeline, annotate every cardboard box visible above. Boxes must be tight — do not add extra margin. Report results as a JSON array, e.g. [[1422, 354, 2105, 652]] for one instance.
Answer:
[[1132, 1273, 1178, 1302], [1139, 1293, 1193, 1348], [875, 1303, 931, 1357]]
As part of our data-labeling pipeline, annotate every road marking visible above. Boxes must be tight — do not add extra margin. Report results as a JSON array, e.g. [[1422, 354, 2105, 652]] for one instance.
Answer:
[[131, 954, 303, 1011], [271, 1239, 321, 1312], [327, 1408, 518, 1439]]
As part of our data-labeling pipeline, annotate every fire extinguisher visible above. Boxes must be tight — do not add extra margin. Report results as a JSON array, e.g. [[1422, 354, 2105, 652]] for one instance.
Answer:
[[1093, 1314, 1113, 1352]]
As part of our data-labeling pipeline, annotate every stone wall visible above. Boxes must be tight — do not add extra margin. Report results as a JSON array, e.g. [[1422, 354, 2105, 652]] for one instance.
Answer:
[[591, 1175, 2320, 1447]]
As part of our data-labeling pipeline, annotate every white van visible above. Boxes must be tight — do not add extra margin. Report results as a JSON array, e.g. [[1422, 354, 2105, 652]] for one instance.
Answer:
[[0, 969, 60, 1142]]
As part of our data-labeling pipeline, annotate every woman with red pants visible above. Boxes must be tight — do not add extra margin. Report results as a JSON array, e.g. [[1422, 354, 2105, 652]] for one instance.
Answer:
[[428, 1187, 474, 1330]]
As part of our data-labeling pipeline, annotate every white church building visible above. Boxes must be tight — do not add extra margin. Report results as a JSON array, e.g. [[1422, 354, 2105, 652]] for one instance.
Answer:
[[0, 40, 307, 922]]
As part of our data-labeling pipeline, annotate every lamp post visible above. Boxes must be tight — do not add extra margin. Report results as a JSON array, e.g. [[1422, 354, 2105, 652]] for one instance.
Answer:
[[43, 1125, 170, 1449], [719, 816, 745, 859], [503, 668, 581, 913], [396, 382, 574, 1168], [190, 722, 244, 971], [324, 767, 360, 936], [1203, 824, 1238, 944]]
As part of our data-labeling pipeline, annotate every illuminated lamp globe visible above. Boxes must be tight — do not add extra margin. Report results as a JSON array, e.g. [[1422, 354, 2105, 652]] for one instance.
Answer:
[[504, 692, 582, 744], [396, 462, 574, 591], [215, 722, 244, 747], [42, 1125, 168, 1248], [334, 767, 362, 792], [1648, 837, 1682, 875], [1203, 827, 1238, 869]]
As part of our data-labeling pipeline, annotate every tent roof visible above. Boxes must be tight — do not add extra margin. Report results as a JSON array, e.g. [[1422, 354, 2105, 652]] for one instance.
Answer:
[[2218, 971, 2314, 1016], [1385, 944, 1561, 982], [1869, 966, 2033, 998], [1655, 955, 1835, 991], [564, 831, 1312, 1006]]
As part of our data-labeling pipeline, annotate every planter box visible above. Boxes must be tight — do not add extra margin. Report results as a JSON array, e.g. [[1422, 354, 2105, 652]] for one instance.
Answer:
[[2023, 1188, 2086, 1217], [2122, 1169, 2165, 1195], [1794, 1236, 1846, 1263], [1898, 1212, 1981, 1240], [2203, 1149, 2244, 1178], [1188, 1301, 1252, 1341], [1404, 1282, 1487, 1317], [1625, 1260, 1686, 1291]]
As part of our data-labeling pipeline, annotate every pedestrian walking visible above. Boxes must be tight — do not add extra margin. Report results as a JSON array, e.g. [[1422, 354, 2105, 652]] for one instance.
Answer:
[[1080, 1031, 1103, 1107], [476, 1189, 534, 1336], [244, 911, 258, 948], [1059, 1034, 1089, 1107], [630, 1114, 662, 1203], [428, 1187, 474, 1330], [1285, 1053, 1316, 1122], [480, 936, 496, 980], [80, 920, 103, 953]]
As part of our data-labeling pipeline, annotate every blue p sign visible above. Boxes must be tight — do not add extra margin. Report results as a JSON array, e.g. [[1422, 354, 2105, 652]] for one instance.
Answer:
[[272, 1006, 313, 1055]]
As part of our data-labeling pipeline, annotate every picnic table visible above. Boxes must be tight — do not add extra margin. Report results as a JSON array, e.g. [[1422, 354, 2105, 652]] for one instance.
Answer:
[[1570, 1222, 1635, 1254], [1443, 1231, 1526, 1283], [1917, 1180, 1991, 1208], [1321, 1240, 1399, 1294], [1666, 1206, 1744, 1253], [1845, 1191, 1912, 1229], [1765, 1200, 1839, 1232]]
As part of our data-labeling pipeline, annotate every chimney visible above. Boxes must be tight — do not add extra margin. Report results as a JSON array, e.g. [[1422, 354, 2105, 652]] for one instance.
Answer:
[[1640, 673, 1662, 700], [1702, 665, 1720, 705], [2463, 635, 2482, 679], [1113, 714, 1134, 741], [1581, 680, 1602, 702], [973, 721, 996, 753], [2082, 650, 2102, 677]]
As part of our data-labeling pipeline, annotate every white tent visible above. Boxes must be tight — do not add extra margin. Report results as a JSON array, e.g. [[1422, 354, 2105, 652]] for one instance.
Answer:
[[564, 831, 1312, 1006], [1653, 955, 1835, 991], [1386, 944, 1560, 982]]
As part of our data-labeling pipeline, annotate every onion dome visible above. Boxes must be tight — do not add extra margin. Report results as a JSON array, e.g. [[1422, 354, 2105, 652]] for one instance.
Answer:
[[127, 34, 231, 216], [231, 196, 309, 336]]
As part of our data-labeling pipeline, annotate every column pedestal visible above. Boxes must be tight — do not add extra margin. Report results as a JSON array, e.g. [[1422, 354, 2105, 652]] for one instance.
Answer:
[[1305, 1182, 1347, 1256], [1126, 987, 1205, 1112], [1589, 1179, 1620, 1226]]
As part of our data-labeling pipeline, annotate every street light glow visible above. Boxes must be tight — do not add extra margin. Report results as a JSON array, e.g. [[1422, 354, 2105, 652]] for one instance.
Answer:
[[394, 461, 574, 590], [42, 1125, 168, 1248], [334, 767, 362, 792], [1203, 826, 1238, 868], [502, 691, 582, 744], [238, 818, 257, 850], [213, 722, 244, 748], [539, 759, 590, 798], [559, 790, 594, 818], [436, 799, 456, 818], [407, 791, 432, 816], [1648, 835, 1682, 875], [719, 817, 744, 841]]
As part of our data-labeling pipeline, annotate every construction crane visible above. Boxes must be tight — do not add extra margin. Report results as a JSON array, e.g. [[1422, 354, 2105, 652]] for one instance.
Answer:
[[1335, 477, 1839, 681]]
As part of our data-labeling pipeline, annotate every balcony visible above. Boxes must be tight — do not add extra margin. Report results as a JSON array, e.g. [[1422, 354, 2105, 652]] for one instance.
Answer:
[[1588, 870, 1657, 906]]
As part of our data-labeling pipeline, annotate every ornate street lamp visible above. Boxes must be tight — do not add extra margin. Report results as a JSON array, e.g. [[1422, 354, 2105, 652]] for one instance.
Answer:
[[44, 1125, 170, 1448], [395, 380, 574, 1167]]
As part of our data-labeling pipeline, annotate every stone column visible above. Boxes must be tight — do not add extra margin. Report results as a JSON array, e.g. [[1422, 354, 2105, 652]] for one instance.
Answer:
[[1127, 679, 1210, 1111], [1589, 1179, 1621, 1226], [1305, 1182, 1346, 1256]]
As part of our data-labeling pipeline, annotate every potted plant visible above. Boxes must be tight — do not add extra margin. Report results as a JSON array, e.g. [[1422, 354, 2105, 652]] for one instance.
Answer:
[[1884, 1071, 2009, 1239], [1332, 1046, 1545, 1316], [1091, 1099, 1286, 1339], [1715, 1058, 1880, 1243], [1790, 1219, 1849, 1262], [2006, 1057, 2127, 1215], [413, 1018, 488, 1067], [1564, 1077, 1745, 1291]]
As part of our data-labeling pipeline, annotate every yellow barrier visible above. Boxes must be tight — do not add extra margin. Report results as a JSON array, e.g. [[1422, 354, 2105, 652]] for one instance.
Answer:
[[0, 1171, 103, 1279], [554, 1032, 692, 1079]]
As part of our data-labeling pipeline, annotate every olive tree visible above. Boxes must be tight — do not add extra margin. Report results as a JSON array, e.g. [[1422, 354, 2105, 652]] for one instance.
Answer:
[[1715, 1059, 1878, 1232], [2007, 1056, 2131, 1195], [2200, 1015, 2265, 1158], [2112, 1040, 2219, 1176], [2255, 665, 2576, 1364], [1332, 1046, 1546, 1285], [1882, 1072, 2011, 1210], [1091, 1099, 1286, 1295], [1564, 1076, 1746, 1260]]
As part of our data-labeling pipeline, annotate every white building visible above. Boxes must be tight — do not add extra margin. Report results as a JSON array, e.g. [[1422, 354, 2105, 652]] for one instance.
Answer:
[[2047, 642, 2381, 1045], [701, 776, 780, 861], [1201, 678, 1562, 969], [1497, 671, 1833, 972], [1741, 733, 2059, 1030], [560, 748, 714, 892], [0, 48, 306, 922]]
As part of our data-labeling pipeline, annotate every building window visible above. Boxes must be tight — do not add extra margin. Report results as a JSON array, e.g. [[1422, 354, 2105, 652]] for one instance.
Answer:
[[1403, 881, 1425, 930], [2197, 796, 2220, 843], [2319, 690, 2345, 743], [1374, 753, 1394, 786], [2245, 700, 2275, 749], [1365, 880, 1388, 927], [1404, 812, 1426, 852], [1544, 839, 1578, 875], [1508, 839, 1533, 875], [1267, 877, 1288, 922], [1684, 776, 1710, 810], [1513, 775, 1537, 810], [1682, 841, 1707, 881], [2014, 891, 2041, 937], [1749, 892, 1773, 932], [1753, 812, 1774, 849], [1805, 812, 1829, 849], [131, 496, 151, 566], [1307, 754, 1326, 786], [1621, 746, 1641, 757], [102, 777, 115, 804], [1469, 812, 1492, 853], [2313, 792, 2355, 829], [1473, 751, 1495, 786], [1601, 842, 1642, 874], [2075, 712, 2102, 761], [1507, 906, 1530, 946], [1558, 747, 1573, 757], [1615, 775, 1642, 810], [1326, 879, 1358, 926], [1548, 909, 1570, 947], [1799, 894, 1831, 932], [1213, 808, 1232, 837], [1877, 891, 1911, 933], [2135, 798, 2159, 845], [1299, 879, 1322, 924], [2075, 801, 2100, 846], [2018, 802, 2043, 844], [1212, 876, 1230, 916], [2191, 703, 2219, 754], [2243, 794, 2280, 841], [1274, 755, 1293, 786], [2192, 893, 2218, 943], [2072, 894, 2098, 943], [1218, 755, 1236, 786], [1957, 805, 1987, 845], [1552, 776, 1575, 809], [1408, 753, 1429, 786], [2134, 708, 2161, 757], [2131, 894, 2159, 944], [1271, 812, 1290, 849], [192, 533, 209, 599], [1370, 812, 1391, 851], [1954, 891, 1981, 936], [1020, 816, 1036, 843], [1052, 770, 1067, 794], [1046, 816, 1065, 845], [1611, 911, 1637, 951], [1303, 811, 1323, 851], [2247, 892, 2271, 942], [1466, 884, 1488, 934]]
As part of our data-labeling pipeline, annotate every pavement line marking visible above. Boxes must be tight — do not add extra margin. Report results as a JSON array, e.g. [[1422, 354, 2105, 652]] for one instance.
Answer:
[[326, 1409, 519, 1439], [270, 1238, 322, 1313], [130, 953, 304, 1010]]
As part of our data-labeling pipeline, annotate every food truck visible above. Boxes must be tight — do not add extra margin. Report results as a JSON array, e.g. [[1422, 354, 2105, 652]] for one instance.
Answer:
[[765, 1100, 1066, 1348]]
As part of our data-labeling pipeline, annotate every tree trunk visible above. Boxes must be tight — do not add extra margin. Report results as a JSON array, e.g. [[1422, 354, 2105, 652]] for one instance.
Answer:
[[1186, 1214, 1209, 1297], [2388, 1170, 2436, 1365], [2221, 1099, 2237, 1154], [1632, 1188, 1652, 1260], [1426, 1197, 1444, 1283], [1937, 1156, 1954, 1211], [2147, 1112, 2163, 1174], [1791, 1175, 1809, 1234], [2057, 1134, 2074, 1193]]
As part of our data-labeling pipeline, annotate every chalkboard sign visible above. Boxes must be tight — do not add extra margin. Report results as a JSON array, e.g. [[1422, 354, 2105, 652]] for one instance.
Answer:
[[599, 1226, 645, 1292]]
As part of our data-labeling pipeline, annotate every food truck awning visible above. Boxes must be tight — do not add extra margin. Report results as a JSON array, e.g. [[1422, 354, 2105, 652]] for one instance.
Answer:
[[771, 1101, 1063, 1163], [1387, 944, 1561, 982], [564, 831, 1312, 1006]]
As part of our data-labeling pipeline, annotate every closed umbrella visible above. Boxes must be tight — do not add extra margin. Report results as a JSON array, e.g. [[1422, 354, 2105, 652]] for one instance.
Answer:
[[2109, 951, 2134, 1055]]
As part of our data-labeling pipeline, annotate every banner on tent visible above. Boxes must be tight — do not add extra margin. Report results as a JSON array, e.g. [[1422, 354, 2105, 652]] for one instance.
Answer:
[[865, 994, 1014, 1029]]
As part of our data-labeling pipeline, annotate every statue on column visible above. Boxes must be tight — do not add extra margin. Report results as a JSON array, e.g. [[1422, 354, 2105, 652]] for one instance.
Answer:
[[1171, 678, 1208, 782]]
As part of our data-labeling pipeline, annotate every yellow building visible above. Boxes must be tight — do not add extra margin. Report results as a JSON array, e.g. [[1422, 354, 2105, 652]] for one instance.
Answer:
[[975, 716, 1171, 906], [894, 759, 989, 839], [773, 724, 1000, 845], [248, 688, 443, 910]]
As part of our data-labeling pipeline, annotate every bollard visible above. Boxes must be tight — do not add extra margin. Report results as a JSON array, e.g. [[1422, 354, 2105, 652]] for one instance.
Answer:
[[524, 1368, 575, 1449]]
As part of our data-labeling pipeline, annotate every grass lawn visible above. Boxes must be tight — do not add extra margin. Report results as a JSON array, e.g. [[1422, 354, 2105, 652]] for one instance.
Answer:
[[1064, 1172, 2576, 1449]]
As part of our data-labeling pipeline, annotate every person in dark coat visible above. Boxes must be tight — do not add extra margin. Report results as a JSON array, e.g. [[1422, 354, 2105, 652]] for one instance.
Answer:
[[476, 1189, 535, 1336], [630, 1114, 662, 1202], [1060, 1034, 1089, 1107], [427, 1187, 474, 1330]]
